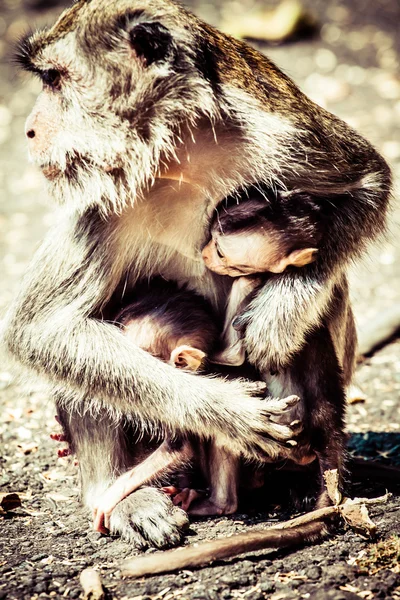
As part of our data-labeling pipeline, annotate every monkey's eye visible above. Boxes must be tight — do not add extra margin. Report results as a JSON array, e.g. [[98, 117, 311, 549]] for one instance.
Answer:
[[216, 245, 224, 259], [41, 69, 61, 88]]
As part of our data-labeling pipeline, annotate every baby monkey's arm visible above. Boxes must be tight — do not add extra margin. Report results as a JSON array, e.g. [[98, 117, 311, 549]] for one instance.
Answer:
[[212, 277, 261, 366]]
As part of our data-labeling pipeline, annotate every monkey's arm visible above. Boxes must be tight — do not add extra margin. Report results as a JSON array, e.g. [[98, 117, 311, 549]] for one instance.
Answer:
[[2, 210, 298, 459], [240, 269, 334, 371], [212, 277, 260, 366], [237, 163, 391, 372]]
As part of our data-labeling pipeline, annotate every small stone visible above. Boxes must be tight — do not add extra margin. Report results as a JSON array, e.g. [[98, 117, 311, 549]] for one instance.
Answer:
[[31, 553, 48, 562], [87, 531, 102, 543], [307, 565, 322, 580], [33, 582, 48, 594], [190, 587, 209, 600], [219, 574, 249, 588], [260, 581, 275, 593]]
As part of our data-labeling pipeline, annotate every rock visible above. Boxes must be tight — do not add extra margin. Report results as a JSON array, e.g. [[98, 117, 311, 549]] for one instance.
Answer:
[[259, 581, 275, 593], [307, 565, 322, 580], [219, 574, 249, 588], [32, 582, 47, 594]]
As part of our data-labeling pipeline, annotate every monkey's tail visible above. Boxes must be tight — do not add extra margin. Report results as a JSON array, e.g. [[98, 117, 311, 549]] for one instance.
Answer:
[[120, 519, 330, 578]]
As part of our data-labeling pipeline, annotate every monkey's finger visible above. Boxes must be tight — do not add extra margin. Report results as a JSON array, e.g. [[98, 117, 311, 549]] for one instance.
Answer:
[[58, 447, 72, 457], [261, 395, 300, 415], [249, 381, 268, 394], [161, 486, 181, 496], [93, 511, 109, 535], [50, 433, 67, 442], [244, 381, 270, 397], [263, 423, 296, 441]]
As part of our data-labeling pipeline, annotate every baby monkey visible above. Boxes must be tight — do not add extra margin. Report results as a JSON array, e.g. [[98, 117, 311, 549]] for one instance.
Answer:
[[202, 191, 322, 366], [92, 279, 298, 532]]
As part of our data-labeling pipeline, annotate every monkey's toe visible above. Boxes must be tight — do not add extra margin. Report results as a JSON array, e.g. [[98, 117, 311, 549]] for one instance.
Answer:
[[109, 487, 189, 549]]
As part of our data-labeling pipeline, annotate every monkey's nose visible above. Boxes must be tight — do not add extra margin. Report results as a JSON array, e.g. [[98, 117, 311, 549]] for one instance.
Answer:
[[26, 129, 36, 139]]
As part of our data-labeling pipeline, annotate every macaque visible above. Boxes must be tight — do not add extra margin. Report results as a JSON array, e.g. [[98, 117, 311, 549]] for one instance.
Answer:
[[202, 192, 321, 366], [5, 0, 391, 552], [92, 278, 299, 532]]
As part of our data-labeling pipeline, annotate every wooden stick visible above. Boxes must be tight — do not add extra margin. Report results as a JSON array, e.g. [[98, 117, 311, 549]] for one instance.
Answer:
[[120, 494, 390, 578], [80, 568, 105, 600]]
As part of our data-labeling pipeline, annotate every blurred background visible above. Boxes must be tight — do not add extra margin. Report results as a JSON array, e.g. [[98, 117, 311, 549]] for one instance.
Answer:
[[0, 0, 400, 483]]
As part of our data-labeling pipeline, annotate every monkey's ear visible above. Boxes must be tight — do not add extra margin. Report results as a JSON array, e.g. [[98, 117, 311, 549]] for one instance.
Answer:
[[128, 21, 174, 65], [170, 346, 206, 371], [287, 248, 318, 267], [269, 248, 318, 273]]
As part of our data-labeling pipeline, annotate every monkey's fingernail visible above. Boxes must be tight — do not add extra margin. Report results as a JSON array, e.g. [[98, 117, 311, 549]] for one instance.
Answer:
[[286, 440, 297, 446], [290, 420, 301, 427]]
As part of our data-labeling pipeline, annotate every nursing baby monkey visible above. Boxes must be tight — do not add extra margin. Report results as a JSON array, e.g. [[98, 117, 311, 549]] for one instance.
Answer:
[[6, 0, 391, 553], [93, 194, 319, 531], [203, 190, 321, 366]]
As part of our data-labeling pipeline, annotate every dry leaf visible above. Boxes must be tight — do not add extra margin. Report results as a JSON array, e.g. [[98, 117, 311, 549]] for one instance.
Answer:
[[347, 384, 367, 404], [17, 442, 38, 455], [324, 469, 342, 505], [45, 492, 72, 503], [0, 492, 22, 512], [341, 502, 377, 538]]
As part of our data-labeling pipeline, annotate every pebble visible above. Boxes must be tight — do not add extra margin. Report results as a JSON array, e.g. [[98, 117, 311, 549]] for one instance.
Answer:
[[307, 565, 322, 580], [259, 580, 275, 593], [86, 531, 102, 543], [219, 574, 249, 588]]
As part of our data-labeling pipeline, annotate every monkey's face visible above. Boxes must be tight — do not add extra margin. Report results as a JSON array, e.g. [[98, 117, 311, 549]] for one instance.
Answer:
[[202, 232, 283, 277], [16, 0, 215, 215]]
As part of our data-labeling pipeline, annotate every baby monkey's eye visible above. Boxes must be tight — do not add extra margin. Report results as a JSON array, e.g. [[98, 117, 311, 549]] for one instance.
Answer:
[[42, 69, 61, 88], [216, 245, 224, 259]]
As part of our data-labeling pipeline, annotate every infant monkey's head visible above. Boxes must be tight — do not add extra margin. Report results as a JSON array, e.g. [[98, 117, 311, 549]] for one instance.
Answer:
[[202, 194, 321, 277], [115, 280, 218, 372]]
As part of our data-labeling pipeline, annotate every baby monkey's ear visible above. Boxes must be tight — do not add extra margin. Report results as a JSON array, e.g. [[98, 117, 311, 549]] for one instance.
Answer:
[[287, 248, 318, 267], [270, 248, 318, 273], [170, 346, 206, 371], [128, 20, 175, 65]]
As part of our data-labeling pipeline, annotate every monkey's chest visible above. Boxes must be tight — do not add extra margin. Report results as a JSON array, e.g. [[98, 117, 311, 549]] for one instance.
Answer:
[[122, 181, 229, 308]]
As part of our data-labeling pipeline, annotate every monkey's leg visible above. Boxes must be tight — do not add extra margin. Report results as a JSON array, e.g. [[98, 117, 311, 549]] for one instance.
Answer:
[[55, 394, 189, 549], [189, 442, 240, 516], [92, 438, 194, 533], [268, 325, 347, 508]]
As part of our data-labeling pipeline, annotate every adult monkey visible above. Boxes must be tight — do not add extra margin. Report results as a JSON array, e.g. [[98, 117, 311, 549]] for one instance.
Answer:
[[4, 0, 391, 549]]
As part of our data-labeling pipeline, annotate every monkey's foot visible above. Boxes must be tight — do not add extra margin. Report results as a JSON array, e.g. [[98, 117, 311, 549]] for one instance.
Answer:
[[169, 487, 206, 512], [188, 497, 238, 516], [164, 487, 236, 516], [107, 487, 189, 549]]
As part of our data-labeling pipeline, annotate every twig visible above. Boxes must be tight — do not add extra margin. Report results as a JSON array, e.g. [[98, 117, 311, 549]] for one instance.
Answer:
[[80, 568, 105, 600], [120, 492, 390, 578]]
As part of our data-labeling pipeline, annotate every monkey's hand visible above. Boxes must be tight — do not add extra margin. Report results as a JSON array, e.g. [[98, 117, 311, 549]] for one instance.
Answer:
[[216, 389, 301, 460]]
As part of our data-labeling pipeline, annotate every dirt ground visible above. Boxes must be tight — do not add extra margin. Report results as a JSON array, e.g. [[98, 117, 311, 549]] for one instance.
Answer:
[[1, 0, 400, 599]]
